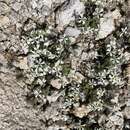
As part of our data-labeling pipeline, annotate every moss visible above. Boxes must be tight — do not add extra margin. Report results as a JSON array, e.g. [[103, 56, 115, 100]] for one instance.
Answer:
[[63, 66, 71, 75], [48, 43, 59, 55], [95, 56, 111, 72], [62, 61, 71, 76], [42, 85, 52, 96], [90, 17, 99, 28], [95, 43, 112, 72], [84, 127, 93, 130], [63, 37, 71, 45], [81, 82, 97, 103], [85, 1, 96, 16], [81, 0, 99, 29], [85, 16, 99, 29], [128, 37, 130, 44]]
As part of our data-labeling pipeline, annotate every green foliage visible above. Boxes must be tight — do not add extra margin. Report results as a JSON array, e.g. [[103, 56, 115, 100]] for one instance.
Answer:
[[85, 16, 99, 29], [80, 81, 97, 103], [62, 60, 71, 76]]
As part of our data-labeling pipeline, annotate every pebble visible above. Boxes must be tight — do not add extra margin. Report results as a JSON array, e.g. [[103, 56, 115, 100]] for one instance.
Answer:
[[124, 107, 130, 119], [11, 2, 22, 11], [0, 2, 10, 15], [13, 57, 29, 70], [0, 16, 10, 27], [50, 79, 62, 89], [0, 32, 7, 41], [65, 27, 81, 38], [56, 0, 85, 30], [96, 9, 121, 40], [109, 112, 123, 126], [72, 105, 91, 118]]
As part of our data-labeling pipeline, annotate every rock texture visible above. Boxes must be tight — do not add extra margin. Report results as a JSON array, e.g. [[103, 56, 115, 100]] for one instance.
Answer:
[[56, 0, 85, 30], [0, 0, 130, 130], [0, 0, 68, 129], [0, 56, 46, 129], [96, 9, 122, 40]]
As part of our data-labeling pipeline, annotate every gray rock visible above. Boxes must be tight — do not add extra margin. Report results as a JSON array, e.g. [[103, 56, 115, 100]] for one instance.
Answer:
[[126, 99, 130, 107], [0, 31, 7, 41], [124, 107, 130, 119], [56, 0, 85, 30], [0, 15, 10, 27], [0, 2, 10, 15], [65, 27, 81, 37], [109, 112, 124, 126], [96, 9, 121, 40], [11, 2, 22, 12], [50, 79, 62, 89]]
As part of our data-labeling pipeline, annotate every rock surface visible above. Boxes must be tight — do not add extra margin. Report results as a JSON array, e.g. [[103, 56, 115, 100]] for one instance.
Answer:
[[65, 27, 81, 37], [50, 79, 62, 89], [0, 16, 10, 27], [0, 64, 46, 129], [96, 9, 121, 40], [0, 0, 129, 129], [56, 0, 85, 30], [72, 105, 91, 118]]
